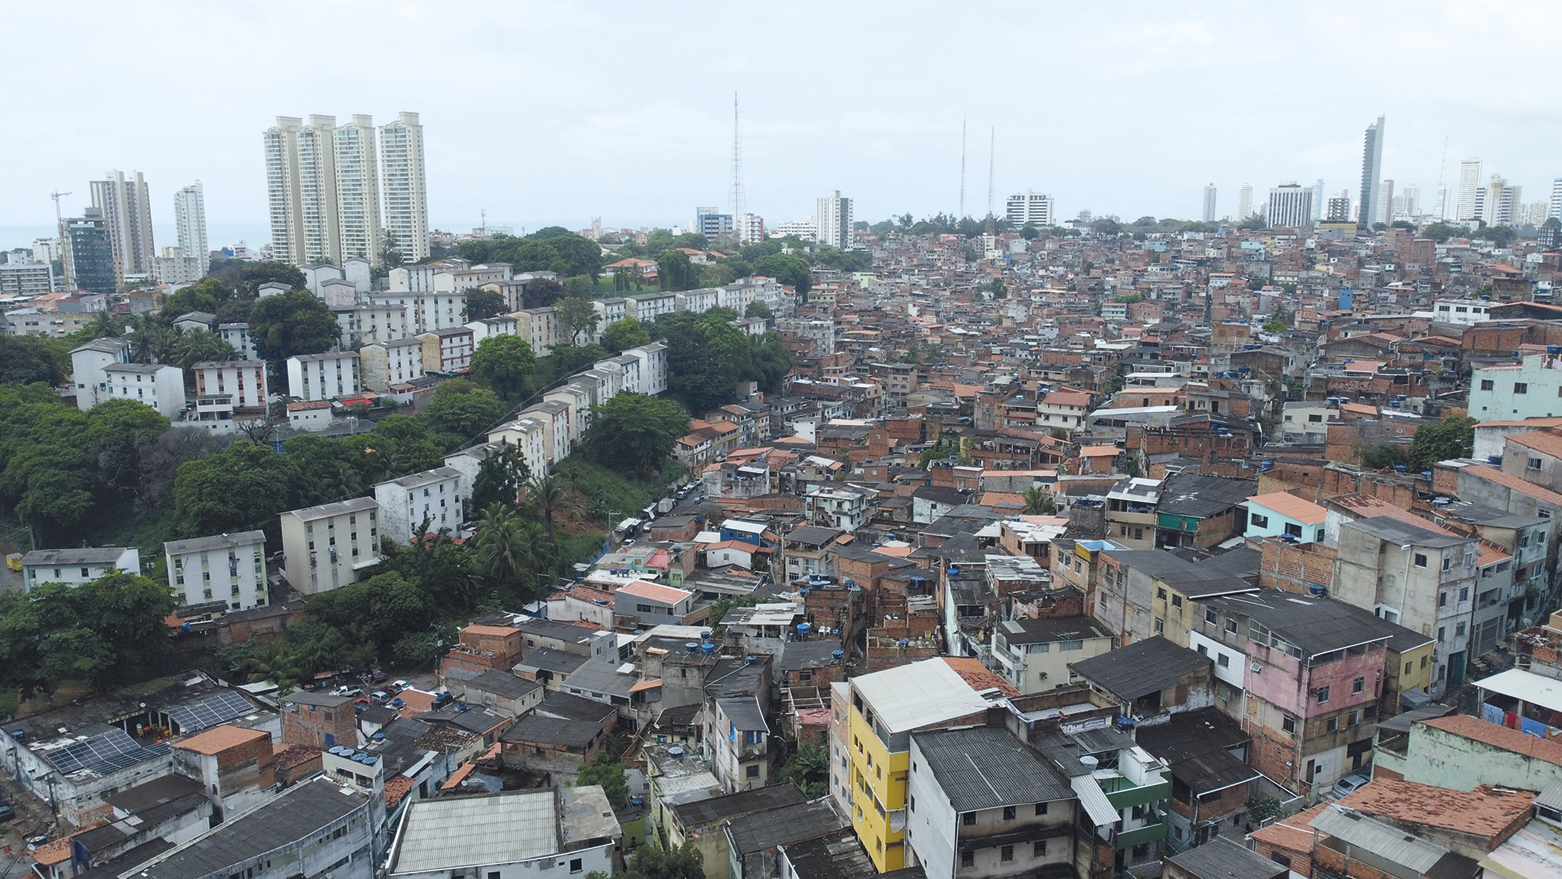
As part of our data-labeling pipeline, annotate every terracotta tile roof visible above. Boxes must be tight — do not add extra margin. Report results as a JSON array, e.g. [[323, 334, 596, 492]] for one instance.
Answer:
[[1465, 465, 1562, 508], [272, 743, 320, 770], [1248, 802, 1330, 851], [1338, 778, 1534, 840], [941, 656, 1022, 698], [618, 579, 694, 605], [1478, 417, 1562, 428], [1505, 431, 1562, 458], [384, 774, 414, 808], [1420, 714, 1562, 767], [31, 827, 103, 866], [462, 624, 520, 637], [175, 724, 268, 755], [1247, 491, 1327, 525]]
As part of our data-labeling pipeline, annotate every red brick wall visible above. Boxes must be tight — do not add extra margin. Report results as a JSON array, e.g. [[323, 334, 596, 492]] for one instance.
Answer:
[[282, 701, 357, 749], [1259, 540, 1338, 594]]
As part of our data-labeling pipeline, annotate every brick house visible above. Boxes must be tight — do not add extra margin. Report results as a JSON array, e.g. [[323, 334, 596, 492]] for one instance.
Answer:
[[279, 692, 357, 749]]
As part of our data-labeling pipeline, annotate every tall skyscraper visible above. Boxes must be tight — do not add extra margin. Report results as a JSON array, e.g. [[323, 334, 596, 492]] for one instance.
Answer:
[[63, 217, 116, 294], [380, 112, 429, 263], [334, 115, 382, 264], [1482, 176, 1519, 226], [264, 115, 342, 265], [1312, 179, 1325, 222], [1397, 183, 1421, 219], [1357, 116, 1385, 228], [1549, 179, 1562, 222], [89, 170, 156, 282], [1238, 183, 1253, 220], [1435, 185, 1448, 221], [815, 190, 853, 249], [1007, 190, 1055, 227], [1201, 184, 1217, 222], [1266, 183, 1313, 229], [1456, 158, 1482, 221], [174, 182, 208, 264]]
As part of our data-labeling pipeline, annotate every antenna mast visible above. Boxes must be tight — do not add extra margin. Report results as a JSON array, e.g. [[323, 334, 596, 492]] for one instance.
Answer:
[[986, 127, 996, 235], [730, 92, 745, 221], [959, 117, 967, 222], [1436, 132, 1449, 220]]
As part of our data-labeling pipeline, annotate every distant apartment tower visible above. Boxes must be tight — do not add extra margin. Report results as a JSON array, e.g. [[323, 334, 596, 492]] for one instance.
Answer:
[[1324, 190, 1351, 223], [1006, 189, 1055, 227], [1375, 179, 1395, 227], [1358, 115, 1385, 227], [380, 112, 429, 262], [737, 212, 765, 244], [334, 115, 382, 264], [1201, 184, 1217, 222], [1312, 179, 1325, 222], [63, 217, 116, 294], [695, 206, 732, 240], [265, 115, 338, 265], [1266, 183, 1314, 228], [1549, 179, 1562, 222], [174, 182, 209, 266], [1237, 183, 1253, 220], [1482, 175, 1520, 226], [90, 170, 156, 281], [1456, 157, 1482, 221], [814, 190, 853, 249], [1392, 183, 1420, 219]]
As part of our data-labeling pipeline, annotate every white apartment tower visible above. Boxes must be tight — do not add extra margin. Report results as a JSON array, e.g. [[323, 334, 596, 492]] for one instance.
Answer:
[[1005, 190, 1055, 227], [1549, 178, 1562, 222], [1456, 157, 1482, 221], [1482, 175, 1519, 227], [90, 170, 156, 281], [1237, 183, 1253, 220], [1357, 115, 1385, 228], [738, 213, 765, 244], [165, 531, 268, 611], [1201, 184, 1217, 222], [380, 112, 429, 262], [1375, 179, 1395, 227], [334, 115, 382, 265], [1266, 183, 1313, 229], [264, 115, 342, 266], [814, 190, 853, 250], [174, 181, 208, 266]]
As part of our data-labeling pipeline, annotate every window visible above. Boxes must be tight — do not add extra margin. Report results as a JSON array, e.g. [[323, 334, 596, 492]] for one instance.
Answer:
[[746, 764, 760, 778], [1001, 845, 1014, 864], [1316, 686, 1330, 703], [569, 858, 583, 874], [1414, 553, 1428, 568], [1205, 609, 1218, 625], [1327, 717, 1338, 732], [1218, 653, 1230, 668], [1157, 587, 1167, 601], [1353, 676, 1365, 694], [1171, 595, 1183, 608], [1251, 513, 1270, 528], [1515, 382, 1529, 394], [1034, 840, 1048, 858], [1459, 586, 1469, 602], [1531, 457, 1544, 470], [1154, 618, 1165, 634], [909, 795, 915, 812], [1035, 802, 1048, 815], [1480, 379, 1494, 391], [1226, 617, 1238, 633], [962, 811, 978, 826], [1348, 710, 1360, 727], [1284, 522, 1303, 538], [1443, 557, 1451, 571], [1438, 626, 1446, 642], [961, 851, 974, 868], [1282, 715, 1297, 734]]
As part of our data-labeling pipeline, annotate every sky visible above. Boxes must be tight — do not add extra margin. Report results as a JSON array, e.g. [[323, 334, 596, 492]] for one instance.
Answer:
[[4, 1, 1561, 251]]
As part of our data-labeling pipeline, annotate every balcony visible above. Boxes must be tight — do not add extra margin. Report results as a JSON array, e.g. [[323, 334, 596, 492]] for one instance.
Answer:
[[1114, 814, 1167, 850]]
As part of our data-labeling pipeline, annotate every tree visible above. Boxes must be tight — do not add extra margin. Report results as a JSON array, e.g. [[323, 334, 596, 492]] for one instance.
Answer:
[[171, 440, 305, 536], [170, 328, 237, 372], [744, 300, 772, 320], [420, 379, 505, 447], [472, 442, 531, 510], [469, 336, 538, 403], [590, 842, 704, 879], [473, 504, 534, 599], [777, 744, 829, 798], [1021, 487, 1056, 515], [750, 253, 811, 294], [658, 249, 697, 292], [528, 474, 572, 542], [464, 288, 507, 321], [656, 312, 754, 414], [556, 296, 600, 345], [521, 278, 566, 309], [0, 335, 68, 386], [580, 393, 690, 476], [576, 750, 630, 810], [602, 316, 651, 354], [1406, 415, 1475, 473], [1020, 223, 1039, 240], [249, 289, 340, 364]]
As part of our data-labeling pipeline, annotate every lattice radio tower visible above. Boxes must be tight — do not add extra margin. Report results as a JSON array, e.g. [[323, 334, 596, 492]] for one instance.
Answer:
[[729, 93, 745, 219]]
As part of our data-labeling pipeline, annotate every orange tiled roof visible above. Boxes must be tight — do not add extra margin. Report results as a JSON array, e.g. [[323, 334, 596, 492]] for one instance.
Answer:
[[385, 774, 414, 808], [1338, 778, 1534, 839], [941, 656, 1022, 698], [1420, 714, 1562, 767], [176, 724, 268, 755], [1247, 492, 1327, 525]]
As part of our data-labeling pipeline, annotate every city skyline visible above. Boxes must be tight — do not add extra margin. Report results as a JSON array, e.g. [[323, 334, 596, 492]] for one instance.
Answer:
[[4, 2, 1562, 245]]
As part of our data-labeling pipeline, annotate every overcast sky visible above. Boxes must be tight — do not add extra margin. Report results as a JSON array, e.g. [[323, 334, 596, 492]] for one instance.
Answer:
[[5, 1, 1560, 248]]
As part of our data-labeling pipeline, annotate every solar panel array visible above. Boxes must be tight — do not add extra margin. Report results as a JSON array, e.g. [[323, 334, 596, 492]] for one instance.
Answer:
[[168, 691, 252, 733], [47, 729, 141, 774], [83, 741, 169, 776]]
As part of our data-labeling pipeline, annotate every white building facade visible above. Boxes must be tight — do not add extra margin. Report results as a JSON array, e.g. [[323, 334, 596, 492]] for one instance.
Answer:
[[165, 530, 268, 611]]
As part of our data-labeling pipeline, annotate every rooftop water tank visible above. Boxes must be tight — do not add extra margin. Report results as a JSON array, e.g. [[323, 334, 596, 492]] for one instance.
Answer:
[[669, 746, 685, 759], [1308, 583, 1327, 597], [832, 650, 845, 662], [1080, 755, 1100, 770], [701, 642, 716, 655], [685, 642, 699, 654]]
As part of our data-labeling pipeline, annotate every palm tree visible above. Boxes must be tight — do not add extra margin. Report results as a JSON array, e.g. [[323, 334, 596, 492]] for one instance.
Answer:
[[87, 309, 126, 339], [172, 329, 237, 372], [527, 474, 574, 542], [1022, 487, 1056, 516], [474, 504, 529, 593]]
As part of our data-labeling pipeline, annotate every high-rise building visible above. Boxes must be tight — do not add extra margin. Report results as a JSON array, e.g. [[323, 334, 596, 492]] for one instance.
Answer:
[[1312, 179, 1325, 222], [1375, 179, 1395, 227], [264, 115, 341, 265], [814, 190, 853, 249], [1326, 190, 1352, 223], [1358, 116, 1385, 228], [334, 115, 382, 264], [1549, 179, 1562, 222], [380, 112, 429, 263], [63, 217, 116, 294], [1266, 183, 1314, 228], [1395, 183, 1420, 219], [1201, 184, 1217, 222], [174, 181, 208, 264], [89, 170, 156, 282], [1238, 183, 1253, 220], [1006, 189, 1055, 227], [1435, 185, 1448, 221], [737, 213, 765, 244], [1481, 176, 1519, 226], [695, 207, 732, 240], [1456, 158, 1482, 221]]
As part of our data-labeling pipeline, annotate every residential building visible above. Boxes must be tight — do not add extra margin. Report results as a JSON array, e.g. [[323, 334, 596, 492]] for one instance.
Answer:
[[1193, 593, 1413, 795], [1245, 492, 1327, 544], [387, 788, 619, 879], [1266, 183, 1314, 228], [287, 350, 361, 401], [173, 180, 208, 271], [1358, 116, 1385, 227], [164, 530, 268, 611], [334, 114, 382, 264], [989, 615, 1114, 694], [1325, 191, 1352, 223], [1470, 355, 1562, 421], [22, 546, 140, 592], [1037, 387, 1093, 434], [904, 725, 1077, 879], [696, 207, 733, 239], [193, 360, 268, 410], [618, 579, 697, 626], [368, 290, 467, 334], [1202, 184, 1216, 223], [1373, 712, 1562, 793], [815, 190, 853, 250], [279, 497, 382, 594], [1165, 838, 1285, 879], [738, 212, 765, 244], [127, 775, 379, 879], [840, 658, 1002, 871], [1333, 517, 1479, 693], [264, 115, 341, 265], [218, 322, 259, 359], [1104, 477, 1161, 550], [103, 363, 185, 418], [1457, 157, 1483, 221], [90, 170, 157, 280], [1006, 190, 1055, 228], [374, 466, 465, 544], [1069, 636, 1215, 720], [360, 337, 426, 390], [69, 336, 132, 410], [1431, 298, 1494, 326], [0, 261, 55, 296], [1094, 549, 1258, 645], [336, 303, 414, 346], [63, 216, 116, 294], [380, 111, 429, 262], [806, 484, 871, 532], [514, 307, 563, 357], [1135, 709, 1262, 850], [417, 326, 475, 373], [1238, 183, 1253, 220]]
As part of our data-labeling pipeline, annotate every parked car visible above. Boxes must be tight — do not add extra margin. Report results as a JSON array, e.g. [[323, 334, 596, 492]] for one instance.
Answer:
[[1332, 771, 1371, 799], [370, 668, 388, 683], [392, 679, 411, 691], [331, 685, 363, 698], [370, 690, 391, 705]]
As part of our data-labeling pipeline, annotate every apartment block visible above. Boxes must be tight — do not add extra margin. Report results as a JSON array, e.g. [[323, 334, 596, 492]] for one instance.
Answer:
[[192, 360, 268, 410], [374, 466, 465, 544], [279, 497, 382, 594], [164, 530, 268, 611], [287, 350, 361, 401]]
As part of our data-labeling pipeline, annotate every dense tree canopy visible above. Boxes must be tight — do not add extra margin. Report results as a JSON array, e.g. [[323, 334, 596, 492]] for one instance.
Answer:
[[580, 393, 690, 476], [249, 289, 340, 365], [1407, 415, 1476, 473], [420, 379, 506, 449], [455, 231, 603, 280], [749, 253, 811, 294], [469, 335, 538, 403], [0, 335, 68, 385], [602, 316, 651, 354], [463, 288, 507, 321], [657, 249, 698, 292]]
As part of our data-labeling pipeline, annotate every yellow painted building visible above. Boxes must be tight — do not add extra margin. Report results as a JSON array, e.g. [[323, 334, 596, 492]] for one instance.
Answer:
[[841, 659, 1000, 872]]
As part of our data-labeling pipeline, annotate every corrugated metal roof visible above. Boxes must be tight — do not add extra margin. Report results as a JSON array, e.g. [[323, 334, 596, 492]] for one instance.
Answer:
[[911, 726, 1072, 812]]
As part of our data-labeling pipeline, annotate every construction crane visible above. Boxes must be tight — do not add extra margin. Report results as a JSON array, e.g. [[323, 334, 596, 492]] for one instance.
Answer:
[[50, 190, 71, 226]]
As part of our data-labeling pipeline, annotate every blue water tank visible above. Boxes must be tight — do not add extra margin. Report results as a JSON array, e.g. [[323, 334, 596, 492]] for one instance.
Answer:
[[797, 623, 812, 637], [685, 642, 699, 653], [1394, 465, 1408, 473], [701, 642, 716, 654], [1308, 583, 1327, 597]]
